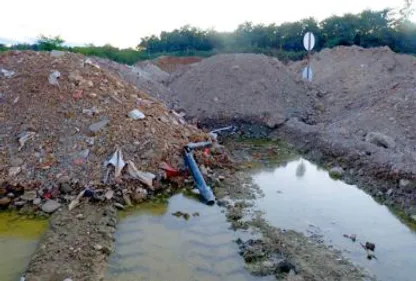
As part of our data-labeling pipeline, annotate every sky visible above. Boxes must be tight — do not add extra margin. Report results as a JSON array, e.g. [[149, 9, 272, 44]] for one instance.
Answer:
[[0, 0, 412, 48]]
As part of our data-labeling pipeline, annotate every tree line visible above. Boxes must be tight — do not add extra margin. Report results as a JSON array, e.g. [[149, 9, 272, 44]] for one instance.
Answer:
[[1, 2, 414, 64]]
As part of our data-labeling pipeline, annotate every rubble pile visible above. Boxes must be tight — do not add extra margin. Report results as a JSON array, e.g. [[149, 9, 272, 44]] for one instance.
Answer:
[[0, 50, 217, 213]]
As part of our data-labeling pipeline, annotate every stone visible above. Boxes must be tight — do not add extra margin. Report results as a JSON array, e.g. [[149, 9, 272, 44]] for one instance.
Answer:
[[365, 132, 396, 149], [88, 119, 109, 133], [76, 214, 84, 219], [41, 200, 61, 213], [114, 203, 125, 210], [94, 244, 103, 251], [329, 167, 344, 178], [8, 167, 22, 177], [10, 158, 24, 167], [411, 215, 416, 222], [128, 109, 145, 120], [33, 198, 42, 205], [60, 183, 72, 194], [386, 188, 394, 196], [399, 179, 411, 188], [50, 50, 66, 57], [0, 197, 12, 206], [14, 201, 26, 207], [20, 190, 37, 201]]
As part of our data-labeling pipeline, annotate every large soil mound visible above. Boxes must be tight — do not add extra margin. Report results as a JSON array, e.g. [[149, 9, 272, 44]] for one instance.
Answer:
[[0, 51, 207, 189], [290, 46, 416, 150], [170, 53, 317, 127]]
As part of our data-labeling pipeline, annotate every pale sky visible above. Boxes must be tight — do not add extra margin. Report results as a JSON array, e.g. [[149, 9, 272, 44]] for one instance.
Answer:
[[0, 0, 412, 48]]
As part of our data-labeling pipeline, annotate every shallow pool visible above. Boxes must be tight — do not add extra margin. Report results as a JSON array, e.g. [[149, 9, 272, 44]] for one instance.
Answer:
[[253, 158, 416, 281], [105, 194, 271, 281], [0, 213, 47, 281]]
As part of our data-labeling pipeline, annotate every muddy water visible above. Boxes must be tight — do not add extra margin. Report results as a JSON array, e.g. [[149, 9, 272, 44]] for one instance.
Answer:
[[253, 158, 416, 281], [105, 194, 271, 281], [0, 213, 47, 281]]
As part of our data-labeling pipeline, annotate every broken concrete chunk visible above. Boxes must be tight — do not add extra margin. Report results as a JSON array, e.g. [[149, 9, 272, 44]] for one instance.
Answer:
[[41, 200, 61, 213], [365, 132, 395, 149], [88, 119, 109, 133], [128, 109, 145, 120]]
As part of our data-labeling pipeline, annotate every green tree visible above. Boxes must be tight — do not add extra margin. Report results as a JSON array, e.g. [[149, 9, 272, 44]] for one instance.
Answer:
[[37, 35, 65, 51]]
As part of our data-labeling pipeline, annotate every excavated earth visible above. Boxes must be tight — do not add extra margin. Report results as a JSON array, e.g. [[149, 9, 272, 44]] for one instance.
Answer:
[[2, 46, 416, 281]]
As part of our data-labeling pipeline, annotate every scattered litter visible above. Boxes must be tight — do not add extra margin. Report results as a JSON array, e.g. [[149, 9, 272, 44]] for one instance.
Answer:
[[48, 70, 61, 87], [105, 189, 114, 200], [105, 147, 126, 178], [69, 190, 86, 211], [13, 96, 19, 104], [17, 131, 36, 151], [114, 202, 125, 210], [82, 107, 99, 116], [1, 68, 15, 78], [343, 234, 357, 242], [85, 137, 95, 146], [126, 160, 155, 188], [88, 119, 109, 133], [122, 189, 133, 206], [364, 242, 376, 251], [128, 109, 145, 120]]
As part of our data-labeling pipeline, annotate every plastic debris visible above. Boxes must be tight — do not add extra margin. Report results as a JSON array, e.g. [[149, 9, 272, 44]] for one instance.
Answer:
[[69, 190, 86, 211], [128, 109, 145, 120], [82, 107, 99, 116], [105, 147, 126, 178], [114, 202, 125, 210], [48, 70, 61, 87], [17, 131, 36, 151], [127, 160, 155, 188], [1, 68, 15, 78], [13, 96, 20, 104]]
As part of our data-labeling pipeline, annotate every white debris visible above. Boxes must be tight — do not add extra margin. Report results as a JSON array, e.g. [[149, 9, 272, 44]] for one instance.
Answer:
[[126, 160, 155, 188], [105, 147, 126, 178], [1, 68, 15, 78], [85, 58, 100, 69], [128, 109, 145, 120], [48, 70, 61, 86]]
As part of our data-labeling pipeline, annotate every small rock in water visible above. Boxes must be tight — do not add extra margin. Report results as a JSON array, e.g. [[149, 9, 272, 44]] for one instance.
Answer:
[[41, 200, 61, 213], [365, 242, 376, 251], [329, 167, 344, 178]]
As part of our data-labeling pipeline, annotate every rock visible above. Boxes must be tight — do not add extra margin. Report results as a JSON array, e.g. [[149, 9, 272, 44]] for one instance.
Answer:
[[60, 183, 72, 194], [128, 109, 145, 120], [200, 165, 208, 176], [76, 214, 84, 220], [50, 50, 66, 57], [411, 215, 416, 222], [0, 197, 12, 206], [365, 242, 376, 251], [276, 259, 296, 274], [399, 179, 411, 188], [20, 190, 37, 201], [41, 200, 61, 213], [386, 188, 394, 196], [14, 201, 26, 207], [7, 193, 15, 198], [68, 71, 83, 84], [329, 167, 344, 178], [63, 279, 73, 281], [10, 158, 24, 167], [365, 132, 396, 149], [114, 203, 125, 210], [132, 188, 147, 203], [8, 167, 22, 177], [33, 198, 41, 205], [218, 175, 225, 181], [94, 244, 103, 251], [88, 119, 109, 133]]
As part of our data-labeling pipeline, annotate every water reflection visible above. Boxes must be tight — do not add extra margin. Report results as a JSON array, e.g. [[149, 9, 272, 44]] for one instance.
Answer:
[[253, 159, 416, 281]]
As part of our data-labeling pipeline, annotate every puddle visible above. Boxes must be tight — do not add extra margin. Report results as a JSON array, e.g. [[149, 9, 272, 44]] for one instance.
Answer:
[[105, 193, 272, 281], [0, 212, 47, 281], [253, 158, 416, 281]]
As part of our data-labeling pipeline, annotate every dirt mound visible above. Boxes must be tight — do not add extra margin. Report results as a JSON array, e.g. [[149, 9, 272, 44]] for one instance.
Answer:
[[92, 57, 174, 107], [152, 56, 203, 73], [290, 46, 416, 150], [0, 51, 209, 192], [170, 53, 317, 127]]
